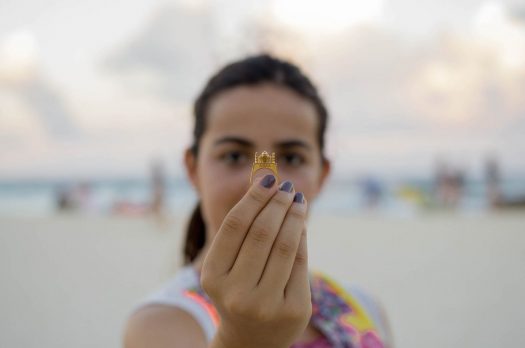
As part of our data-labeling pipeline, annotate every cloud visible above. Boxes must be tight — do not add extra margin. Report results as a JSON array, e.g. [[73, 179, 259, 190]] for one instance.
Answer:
[[313, 22, 525, 131], [15, 78, 79, 137], [0, 30, 79, 139], [103, 3, 216, 102], [0, 77, 79, 139]]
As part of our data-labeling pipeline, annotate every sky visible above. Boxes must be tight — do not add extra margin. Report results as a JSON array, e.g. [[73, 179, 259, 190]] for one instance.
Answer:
[[0, 0, 524, 180]]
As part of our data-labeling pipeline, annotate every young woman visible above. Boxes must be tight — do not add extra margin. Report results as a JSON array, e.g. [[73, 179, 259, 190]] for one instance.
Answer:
[[124, 54, 393, 348]]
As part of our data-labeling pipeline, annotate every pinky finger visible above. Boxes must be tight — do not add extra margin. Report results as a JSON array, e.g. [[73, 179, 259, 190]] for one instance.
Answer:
[[284, 222, 310, 300]]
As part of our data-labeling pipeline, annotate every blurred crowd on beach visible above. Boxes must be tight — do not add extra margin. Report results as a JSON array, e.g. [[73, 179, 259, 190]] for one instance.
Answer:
[[46, 154, 525, 219]]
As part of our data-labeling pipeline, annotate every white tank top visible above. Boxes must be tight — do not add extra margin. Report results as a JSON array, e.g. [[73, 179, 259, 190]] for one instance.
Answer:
[[132, 265, 390, 344]]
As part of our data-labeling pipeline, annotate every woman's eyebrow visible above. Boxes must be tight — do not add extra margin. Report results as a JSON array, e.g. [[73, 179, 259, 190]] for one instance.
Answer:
[[275, 140, 312, 151], [213, 136, 311, 150], [213, 136, 253, 147]]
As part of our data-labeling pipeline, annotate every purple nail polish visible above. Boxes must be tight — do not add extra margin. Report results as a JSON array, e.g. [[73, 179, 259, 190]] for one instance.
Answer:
[[260, 174, 276, 188], [293, 192, 304, 203], [279, 181, 293, 193]]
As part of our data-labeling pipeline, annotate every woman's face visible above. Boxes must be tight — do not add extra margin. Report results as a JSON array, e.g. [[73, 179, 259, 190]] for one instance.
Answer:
[[185, 83, 330, 238]]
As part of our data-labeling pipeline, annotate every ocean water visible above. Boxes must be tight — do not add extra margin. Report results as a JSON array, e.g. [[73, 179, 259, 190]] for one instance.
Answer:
[[0, 177, 524, 218]]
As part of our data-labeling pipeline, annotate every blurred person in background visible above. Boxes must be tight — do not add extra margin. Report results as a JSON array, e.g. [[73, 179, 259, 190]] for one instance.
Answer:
[[485, 155, 525, 209], [485, 156, 503, 208], [124, 54, 393, 348], [434, 160, 465, 210], [150, 159, 167, 224], [360, 175, 384, 210]]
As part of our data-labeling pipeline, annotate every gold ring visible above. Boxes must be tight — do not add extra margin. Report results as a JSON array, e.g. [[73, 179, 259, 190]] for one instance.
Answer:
[[250, 151, 279, 184]]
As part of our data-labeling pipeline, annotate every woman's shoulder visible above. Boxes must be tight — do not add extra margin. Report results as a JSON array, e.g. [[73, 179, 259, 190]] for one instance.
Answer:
[[125, 265, 214, 347], [124, 304, 207, 348], [132, 265, 199, 309]]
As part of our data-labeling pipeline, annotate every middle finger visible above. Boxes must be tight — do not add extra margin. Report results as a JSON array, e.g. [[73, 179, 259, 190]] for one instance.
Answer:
[[229, 181, 295, 288]]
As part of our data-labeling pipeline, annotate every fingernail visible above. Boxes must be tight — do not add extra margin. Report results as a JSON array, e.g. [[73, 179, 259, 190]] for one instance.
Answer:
[[260, 174, 276, 188], [293, 192, 304, 203], [278, 181, 293, 193]]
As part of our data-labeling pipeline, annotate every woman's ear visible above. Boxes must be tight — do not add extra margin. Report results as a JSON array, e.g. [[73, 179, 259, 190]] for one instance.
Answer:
[[316, 157, 331, 195], [184, 148, 200, 193]]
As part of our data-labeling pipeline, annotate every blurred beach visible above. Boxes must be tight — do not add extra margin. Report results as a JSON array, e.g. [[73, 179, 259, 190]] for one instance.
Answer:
[[2, 174, 525, 218], [1, 210, 524, 348]]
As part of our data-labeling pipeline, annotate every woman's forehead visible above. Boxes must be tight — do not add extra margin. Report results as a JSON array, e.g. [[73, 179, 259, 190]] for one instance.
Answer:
[[205, 84, 318, 142]]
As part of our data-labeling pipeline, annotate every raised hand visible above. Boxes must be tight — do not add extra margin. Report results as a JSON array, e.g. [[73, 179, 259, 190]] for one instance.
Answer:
[[202, 174, 311, 348]]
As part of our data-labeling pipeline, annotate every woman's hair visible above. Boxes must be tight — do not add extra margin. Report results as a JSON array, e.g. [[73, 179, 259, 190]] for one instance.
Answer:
[[183, 53, 329, 265]]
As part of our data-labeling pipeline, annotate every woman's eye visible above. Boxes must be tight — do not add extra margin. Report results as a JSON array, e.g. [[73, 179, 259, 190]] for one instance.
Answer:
[[221, 151, 248, 165], [279, 153, 304, 167]]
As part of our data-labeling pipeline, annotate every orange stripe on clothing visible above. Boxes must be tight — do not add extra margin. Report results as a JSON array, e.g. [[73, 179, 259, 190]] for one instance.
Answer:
[[183, 290, 221, 327]]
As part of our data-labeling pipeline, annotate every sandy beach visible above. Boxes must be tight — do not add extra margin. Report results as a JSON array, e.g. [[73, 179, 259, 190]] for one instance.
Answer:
[[1, 212, 524, 348]]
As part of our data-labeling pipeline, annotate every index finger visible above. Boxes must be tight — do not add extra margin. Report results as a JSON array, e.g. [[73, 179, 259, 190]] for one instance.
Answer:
[[202, 174, 278, 277]]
